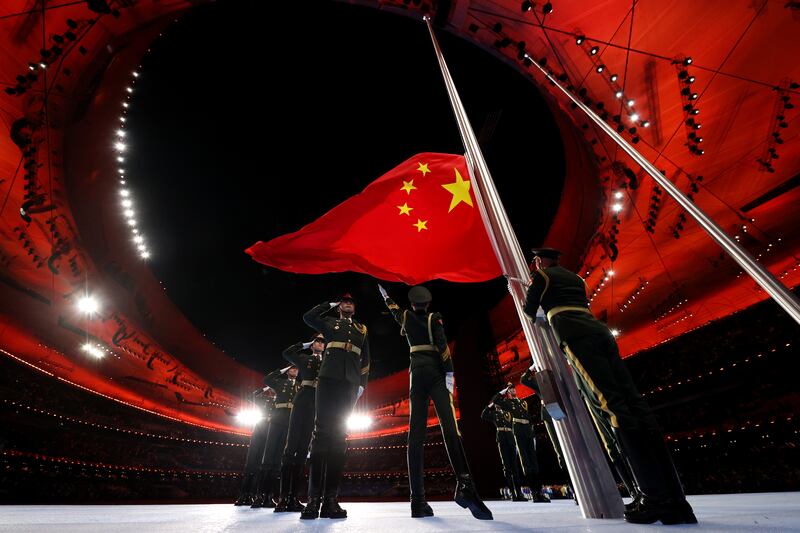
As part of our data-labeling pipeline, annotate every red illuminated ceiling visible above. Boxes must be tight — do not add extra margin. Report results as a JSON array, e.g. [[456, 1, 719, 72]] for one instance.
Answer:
[[1, 1, 798, 437]]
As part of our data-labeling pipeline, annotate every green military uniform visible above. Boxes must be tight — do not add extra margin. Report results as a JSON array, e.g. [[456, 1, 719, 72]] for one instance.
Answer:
[[382, 284, 492, 520], [520, 368, 565, 470], [384, 296, 462, 503], [235, 394, 274, 506], [481, 400, 525, 500], [523, 249, 695, 524], [274, 340, 323, 512], [252, 369, 300, 508], [503, 392, 547, 502], [301, 297, 370, 519]]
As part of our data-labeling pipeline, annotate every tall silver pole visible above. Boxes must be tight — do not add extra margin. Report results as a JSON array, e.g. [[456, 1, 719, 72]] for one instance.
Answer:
[[521, 54, 800, 325], [424, 16, 624, 519]]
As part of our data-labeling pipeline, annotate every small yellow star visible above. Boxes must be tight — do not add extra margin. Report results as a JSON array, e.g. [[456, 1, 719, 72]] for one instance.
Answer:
[[417, 163, 431, 176], [400, 179, 417, 194], [413, 219, 428, 232], [397, 203, 413, 216], [441, 168, 474, 212]]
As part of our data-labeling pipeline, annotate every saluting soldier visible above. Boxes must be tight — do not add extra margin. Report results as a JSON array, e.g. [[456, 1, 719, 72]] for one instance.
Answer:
[[273, 334, 325, 512], [523, 247, 696, 525], [503, 382, 549, 503], [380, 284, 492, 520], [300, 293, 370, 520], [234, 390, 274, 506], [482, 392, 526, 502], [252, 366, 300, 508]]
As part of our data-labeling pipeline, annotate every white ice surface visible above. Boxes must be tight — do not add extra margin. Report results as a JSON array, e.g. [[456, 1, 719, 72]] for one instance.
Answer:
[[1, 493, 799, 532]]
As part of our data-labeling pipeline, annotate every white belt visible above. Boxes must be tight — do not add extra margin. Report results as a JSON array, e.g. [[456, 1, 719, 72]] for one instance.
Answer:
[[300, 380, 317, 388], [275, 402, 293, 409], [513, 418, 530, 424], [497, 427, 513, 432]]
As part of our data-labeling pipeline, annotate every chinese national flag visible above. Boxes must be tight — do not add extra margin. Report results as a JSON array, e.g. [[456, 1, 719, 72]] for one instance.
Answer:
[[245, 153, 501, 285]]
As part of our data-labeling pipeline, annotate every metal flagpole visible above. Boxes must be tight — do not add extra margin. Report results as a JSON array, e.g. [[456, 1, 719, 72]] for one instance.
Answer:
[[520, 54, 800, 326], [423, 16, 624, 519]]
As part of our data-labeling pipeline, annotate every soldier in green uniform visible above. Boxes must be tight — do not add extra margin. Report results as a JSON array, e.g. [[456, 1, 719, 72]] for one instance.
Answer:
[[252, 365, 300, 508], [502, 383, 549, 503], [273, 334, 325, 513], [482, 392, 526, 502], [523, 247, 696, 525], [234, 390, 274, 506], [300, 293, 369, 520], [520, 367, 565, 471], [379, 284, 492, 520]]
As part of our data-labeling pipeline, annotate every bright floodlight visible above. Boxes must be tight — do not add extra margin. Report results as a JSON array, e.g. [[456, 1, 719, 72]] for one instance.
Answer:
[[614, 191, 623, 199], [77, 295, 99, 314], [612, 202, 624, 213], [611, 329, 621, 337], [115, 142, 126, 152], [347, 414, 373, 431], [82, 343, 104, 359], [120, 189, 130, 197], [141, 251, 151, 259], [133, 235, 144, 244], [630, 113, 640, 122], [116, 129, 126, 138], [121, 199, 133, 208], [236, 408, 264, 426]]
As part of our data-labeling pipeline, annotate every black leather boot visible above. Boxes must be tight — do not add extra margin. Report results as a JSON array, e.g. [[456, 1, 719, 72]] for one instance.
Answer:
[[454, 474, 493, 520], [531, 489, 551, 503], [618, 428, 697, 525], [234, 472, 255, 506], [300, 454, 325, 519], [249, 469, 269, 508], [411, 496, 434, 518], [287, 463, 306, 512], [320, 451, 347, 518], [511, 478, 527, 501], [274, 462, 293, 512], [320, 496, 347, 519], [300, 497, 321, 520]]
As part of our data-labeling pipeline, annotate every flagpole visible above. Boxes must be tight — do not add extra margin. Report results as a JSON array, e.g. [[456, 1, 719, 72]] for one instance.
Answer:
[[423, 16, 624, 519], [520, 57, 800, 326]]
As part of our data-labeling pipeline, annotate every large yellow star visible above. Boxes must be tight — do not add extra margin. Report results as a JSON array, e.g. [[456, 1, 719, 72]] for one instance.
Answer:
[[413, 219, 428, 232], [417, 163, 430, 176], [397, 203, 413, 216], [401, 179, 417, 194], [441, 168, 474, 212]]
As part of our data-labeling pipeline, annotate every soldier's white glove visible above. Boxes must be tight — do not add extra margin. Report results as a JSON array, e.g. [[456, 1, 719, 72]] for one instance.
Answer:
[[445, 372, 454, 394], [378, 284, 388, 300], [279, 365, 292, 374], [357, 386, 364, 400], [302, 342, 313, 349], [329, 301, 340, 308], [262, 386, 270, 392]]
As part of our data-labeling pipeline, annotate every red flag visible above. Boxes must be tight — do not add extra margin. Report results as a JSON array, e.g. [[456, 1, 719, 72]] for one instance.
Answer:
[[245, 153, 501, 285]]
